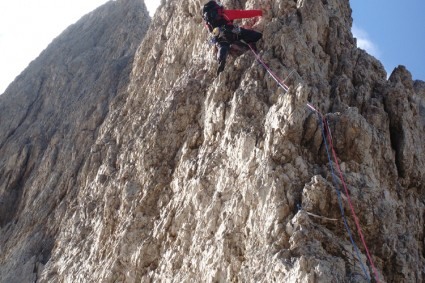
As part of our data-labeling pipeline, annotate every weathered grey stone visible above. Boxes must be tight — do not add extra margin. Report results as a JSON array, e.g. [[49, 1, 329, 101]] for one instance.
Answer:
[[0, 0, 150, 282], [1, 0, 424, 282]]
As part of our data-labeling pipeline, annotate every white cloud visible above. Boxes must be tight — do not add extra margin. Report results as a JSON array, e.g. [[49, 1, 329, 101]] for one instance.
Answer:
[[352, 24, 381, 59]]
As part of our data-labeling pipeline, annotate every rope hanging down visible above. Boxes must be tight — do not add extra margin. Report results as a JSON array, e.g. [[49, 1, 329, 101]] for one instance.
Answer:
[[244, 42, 291, 93], [307, 103, 380, 283], [308, 104, 370, 281], [241, 37, 380, 282], [240, 39, 380, 281]]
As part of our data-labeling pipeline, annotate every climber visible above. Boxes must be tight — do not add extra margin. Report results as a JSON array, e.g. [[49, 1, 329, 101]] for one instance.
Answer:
[[201, 0, 263, 76]]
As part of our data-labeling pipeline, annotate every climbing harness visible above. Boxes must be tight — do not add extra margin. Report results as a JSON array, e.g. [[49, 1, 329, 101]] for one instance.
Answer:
[[307, 103, 380, 283]]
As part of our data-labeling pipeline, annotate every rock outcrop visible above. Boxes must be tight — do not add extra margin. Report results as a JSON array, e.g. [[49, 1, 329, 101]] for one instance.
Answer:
[[0, 0, 150, 282], [1, 0, 424, 282]]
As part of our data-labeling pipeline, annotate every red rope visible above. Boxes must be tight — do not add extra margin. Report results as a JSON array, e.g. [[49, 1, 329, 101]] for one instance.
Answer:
[[323, 119, 380, 282], [307, 103, 380, 282], [246, 44, 290, 92]]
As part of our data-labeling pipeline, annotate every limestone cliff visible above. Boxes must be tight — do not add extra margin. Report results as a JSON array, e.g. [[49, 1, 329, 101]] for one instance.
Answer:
[[0, 0, 150, 282], [1, 0, 424, 282]]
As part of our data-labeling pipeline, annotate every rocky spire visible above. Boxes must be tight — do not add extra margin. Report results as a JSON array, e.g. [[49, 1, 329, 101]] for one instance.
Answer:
[[1, 0, 424, 282], [0, 0, 150, 282]]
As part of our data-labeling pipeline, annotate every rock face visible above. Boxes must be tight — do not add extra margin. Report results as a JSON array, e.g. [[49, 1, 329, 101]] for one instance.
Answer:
[[0, 0, 150, 282], [1, 0, 424, 282]]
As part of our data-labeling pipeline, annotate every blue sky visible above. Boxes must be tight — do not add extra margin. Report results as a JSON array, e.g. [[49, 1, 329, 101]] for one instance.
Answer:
[[0, 0, 424, 94], [351, 0, 425, 80]]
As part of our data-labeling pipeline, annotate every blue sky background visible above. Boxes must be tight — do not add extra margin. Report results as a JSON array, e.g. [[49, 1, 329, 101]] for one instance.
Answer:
[[351, 0, 425, 80], [0, 0, 424, 94]]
